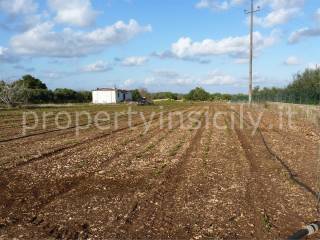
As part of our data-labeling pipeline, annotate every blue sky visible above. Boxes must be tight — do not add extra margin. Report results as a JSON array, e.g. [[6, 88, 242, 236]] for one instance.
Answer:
[[0, 0, 319, 93]]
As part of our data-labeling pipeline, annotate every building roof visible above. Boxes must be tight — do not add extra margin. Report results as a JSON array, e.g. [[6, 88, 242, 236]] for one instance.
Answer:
[[94, 88, 132, 92], [95, 88, 115, 91]]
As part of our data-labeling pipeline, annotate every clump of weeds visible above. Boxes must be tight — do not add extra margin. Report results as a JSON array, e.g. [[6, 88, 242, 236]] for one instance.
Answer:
[[78, 159, 87, 168], [262, 211, 272, 232], [155, 163, 167, 175], [146, 143, 155, 151], [168, 141, 184, 156]]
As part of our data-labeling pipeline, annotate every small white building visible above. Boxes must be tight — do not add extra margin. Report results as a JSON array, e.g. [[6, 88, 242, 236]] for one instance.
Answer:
[[92, 88, 133, 104]]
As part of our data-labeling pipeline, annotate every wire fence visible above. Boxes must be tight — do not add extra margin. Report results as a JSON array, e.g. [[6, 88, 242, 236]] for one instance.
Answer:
[[253, 95, 320, 106]]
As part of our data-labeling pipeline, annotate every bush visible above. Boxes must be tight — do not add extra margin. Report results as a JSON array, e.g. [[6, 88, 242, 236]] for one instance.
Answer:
[[26, 89, 54, 104], [0, 80, 28, 107], [53, 88, 91, 103], [77, 91, 92, 103], [185, 87, 210, 101], [132, 89, 142, 101], [152, 92, 178, 100]]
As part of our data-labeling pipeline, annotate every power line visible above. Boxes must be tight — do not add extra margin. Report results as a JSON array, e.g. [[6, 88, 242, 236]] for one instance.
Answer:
[[245, 0, 260, 104]]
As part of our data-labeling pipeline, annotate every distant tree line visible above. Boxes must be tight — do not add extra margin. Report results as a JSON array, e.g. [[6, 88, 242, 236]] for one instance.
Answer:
[[253, 68, 320, 105], [0, 75, 248, 107], [183, 87, 247, 102], [181, 68, 319, 104], [133, 88, 183, 101], [151, 91, 181, 100], [135, 87, 247, 102], [1, 68, 318, 107], [0, 75, 91, 106]]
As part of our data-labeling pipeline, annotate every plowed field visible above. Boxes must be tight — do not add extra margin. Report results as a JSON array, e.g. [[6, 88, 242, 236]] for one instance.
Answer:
[[0, 103, 319, 239]]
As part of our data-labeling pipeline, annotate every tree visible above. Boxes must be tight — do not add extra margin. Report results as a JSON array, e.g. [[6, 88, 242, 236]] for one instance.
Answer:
[[132, 89, 142, 101], [152, 92, 178, 100], [221, 94, 232, 101], [0, 80, 28, 107], [252, 68, 320, 105], [53, 88, 78, 103], [26, 89, 54, 104], [16, 75, 47, 90], [231, 93, 248, 102], [210, 93, 222, 101], [13, 75, 50, 104], [77, 91, 92, 103], [185, 87, 210, 101], [287, 68, 320, 104], [1, 75, 93, 105], [139, 88, 152, 99]]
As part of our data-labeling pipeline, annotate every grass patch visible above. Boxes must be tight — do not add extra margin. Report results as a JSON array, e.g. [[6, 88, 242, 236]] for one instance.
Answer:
[[155, 163, 167, 175], [262, 212, 272, 232], [77, 159, 87, 168], [168, 141, 184, 156], [146, 142, 155, 151], [203, 145, 210, 158]]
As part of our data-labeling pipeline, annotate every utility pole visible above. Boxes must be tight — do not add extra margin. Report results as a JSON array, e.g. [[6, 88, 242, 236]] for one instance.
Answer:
[[245, 0, 260, 104]]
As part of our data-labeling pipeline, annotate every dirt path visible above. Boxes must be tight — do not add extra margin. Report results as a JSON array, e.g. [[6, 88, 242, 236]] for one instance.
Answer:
[[229, 104, 319, 239], [250, 105, 320, 199]]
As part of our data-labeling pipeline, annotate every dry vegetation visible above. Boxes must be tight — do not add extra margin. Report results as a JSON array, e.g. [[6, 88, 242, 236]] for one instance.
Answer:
[[0, 102, 319, 239]]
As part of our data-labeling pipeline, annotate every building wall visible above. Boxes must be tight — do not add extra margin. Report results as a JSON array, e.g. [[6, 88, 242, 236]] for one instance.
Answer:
[[92, 90, 133, 104], [116, 91, 124, 102], [116, 90, 133, 102], [126, 91, 133, 101], [92, 90, 116, 104]]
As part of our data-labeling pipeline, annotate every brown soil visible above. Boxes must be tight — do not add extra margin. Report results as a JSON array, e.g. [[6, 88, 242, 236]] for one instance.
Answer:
[[0, 103, 319, 239]]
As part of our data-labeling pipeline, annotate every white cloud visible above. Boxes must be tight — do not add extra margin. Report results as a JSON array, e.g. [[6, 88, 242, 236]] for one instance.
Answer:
[[256, 0, 304, 9], [123, 78, 135, 87], [0, 0, 38, 15], [288, 27, 320, 44], [196, 0, 303, 27], [245, 0, 304, 28], [316, 8, 320, 22], [238, 72, 271, 86], [0, 46, 18, 63], [255, 8, 299, 27], [48, 0, 99, 27], [284, 56, 300, 65], [288, 8, 320, 43], [200, 70, 236, 85], [231, 0, 244, 5], [144, 69, 237, 87], [152, 51, 211, 64], [0, 47, 9, 58], [195, 0, 243, 11], [145, 70, 194, 86], [234, 58, 248, 64], [10, 20, 152, 58], [144, 77, 156, 86], [160, 31, 278, 61], [195, 0, 229, 11], [252, 74, 269, 84], [13, 64, 35, 72], [42, 71, 61, 79], [121, 56, 148, 66], [81, 60, 112, 72], [0, 0, 42, 31]]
